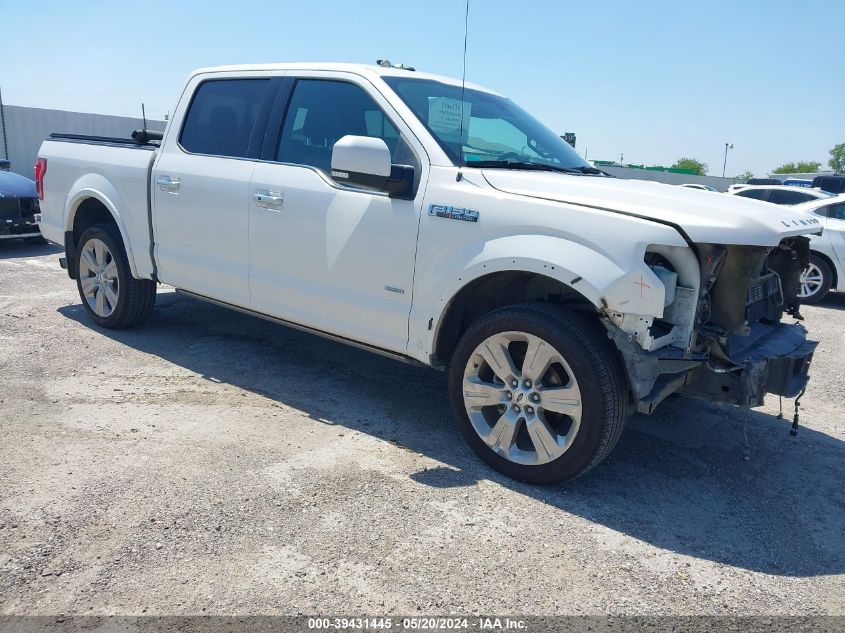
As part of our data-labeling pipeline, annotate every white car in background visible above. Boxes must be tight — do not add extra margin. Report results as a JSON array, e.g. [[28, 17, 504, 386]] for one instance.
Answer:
[[729, 185, 834, 206], [791, 195, 845, 303], [727, 184, 751, 193], [678, 183, 719, 192]]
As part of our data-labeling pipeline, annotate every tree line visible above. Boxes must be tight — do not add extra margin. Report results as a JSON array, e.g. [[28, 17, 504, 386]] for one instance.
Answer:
[[668, 143, 844, 180]]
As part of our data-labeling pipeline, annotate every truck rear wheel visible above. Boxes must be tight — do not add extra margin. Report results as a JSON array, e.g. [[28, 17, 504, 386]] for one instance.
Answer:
[[448, 303, 628, 484], [75, 224, 156, 328]]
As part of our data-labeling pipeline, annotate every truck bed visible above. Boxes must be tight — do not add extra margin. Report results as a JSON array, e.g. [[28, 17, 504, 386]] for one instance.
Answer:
[[36, 135, 159, 280]]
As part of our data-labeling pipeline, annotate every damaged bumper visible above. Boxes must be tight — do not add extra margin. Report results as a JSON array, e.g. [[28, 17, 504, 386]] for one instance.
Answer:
[[610, 320, 817, 414], [678, 321, 817, 407]]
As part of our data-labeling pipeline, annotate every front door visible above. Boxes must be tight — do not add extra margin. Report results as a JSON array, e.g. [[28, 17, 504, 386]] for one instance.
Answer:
[[248, 77, 425, 353]]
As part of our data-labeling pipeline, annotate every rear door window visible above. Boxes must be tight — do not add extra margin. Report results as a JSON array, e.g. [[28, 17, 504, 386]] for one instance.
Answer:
[[180, 79, 273, 158], [768, 189, 816, 205]]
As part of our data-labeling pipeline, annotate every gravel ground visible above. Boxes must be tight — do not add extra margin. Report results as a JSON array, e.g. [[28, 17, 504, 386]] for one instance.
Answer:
[[1, 240, 843, 617]]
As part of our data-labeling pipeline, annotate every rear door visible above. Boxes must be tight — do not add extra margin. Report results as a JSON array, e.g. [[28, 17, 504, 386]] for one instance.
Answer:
[[152, 76, 276, 305], [247, 74, 426, 353]]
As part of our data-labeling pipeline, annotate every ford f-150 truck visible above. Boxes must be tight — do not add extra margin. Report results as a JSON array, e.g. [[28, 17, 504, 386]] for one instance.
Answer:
[[36, 62, 819, 483]]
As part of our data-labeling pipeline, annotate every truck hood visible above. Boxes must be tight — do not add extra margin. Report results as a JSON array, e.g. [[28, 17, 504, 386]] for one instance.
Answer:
[[0, 171, 37, 199], [481, 170, 821, 247]]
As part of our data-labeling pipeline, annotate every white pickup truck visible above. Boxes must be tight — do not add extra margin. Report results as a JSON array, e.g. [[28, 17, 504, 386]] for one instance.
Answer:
[[37, 62, 820, 483]]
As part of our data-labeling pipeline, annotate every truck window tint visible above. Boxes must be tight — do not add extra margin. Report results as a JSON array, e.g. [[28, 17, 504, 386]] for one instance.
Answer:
[[180, 79, 270, 158], [768, 189, 814, 205], [277, 80, 412, 173]]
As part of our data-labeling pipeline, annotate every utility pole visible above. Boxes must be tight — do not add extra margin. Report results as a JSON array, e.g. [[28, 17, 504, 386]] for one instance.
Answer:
[[722, 143, 734, 177], [0, 86, 8, 161]]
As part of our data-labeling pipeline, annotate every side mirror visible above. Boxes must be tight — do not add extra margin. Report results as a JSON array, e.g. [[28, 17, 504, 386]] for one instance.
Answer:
[[331, 135, 414, 199]]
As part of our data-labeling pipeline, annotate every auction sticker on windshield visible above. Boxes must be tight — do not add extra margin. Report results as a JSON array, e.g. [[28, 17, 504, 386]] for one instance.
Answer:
[[428, 97, 471, 142]]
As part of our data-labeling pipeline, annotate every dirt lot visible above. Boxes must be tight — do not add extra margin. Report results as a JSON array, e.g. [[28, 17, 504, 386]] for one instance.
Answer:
[[1, 240, 844, 617]]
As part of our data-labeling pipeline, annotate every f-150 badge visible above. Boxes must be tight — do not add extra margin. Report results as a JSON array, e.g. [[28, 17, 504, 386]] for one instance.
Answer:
[[428, 204, 479, 222]]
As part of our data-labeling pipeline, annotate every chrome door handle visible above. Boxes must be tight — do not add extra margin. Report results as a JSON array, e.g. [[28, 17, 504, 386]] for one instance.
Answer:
[[253, 191, 284, 209], [156, 175, 180, 192]]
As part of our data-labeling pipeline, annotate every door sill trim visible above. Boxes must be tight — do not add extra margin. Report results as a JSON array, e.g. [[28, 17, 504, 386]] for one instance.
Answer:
[[174, 289, 429, 368]]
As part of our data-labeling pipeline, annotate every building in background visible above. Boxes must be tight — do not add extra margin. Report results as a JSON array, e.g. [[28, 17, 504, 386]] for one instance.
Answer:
[[0, 105, 165, 178]]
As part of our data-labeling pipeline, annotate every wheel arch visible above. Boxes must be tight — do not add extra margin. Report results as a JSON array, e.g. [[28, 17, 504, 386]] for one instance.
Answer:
[[431, 269, 600, 367], [64, 176, 139, 278], [416, 234, 636, 367]]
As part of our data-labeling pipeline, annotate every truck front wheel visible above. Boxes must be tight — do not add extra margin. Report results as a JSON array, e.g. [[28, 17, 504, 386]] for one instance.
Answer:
[[448, 303, 628, 484], [75, 224, 156, 328]]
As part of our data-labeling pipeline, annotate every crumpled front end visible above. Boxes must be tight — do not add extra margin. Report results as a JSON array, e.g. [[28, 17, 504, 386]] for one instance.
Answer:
[[605, 236, 818, 413], [678, 237, 817, 406]]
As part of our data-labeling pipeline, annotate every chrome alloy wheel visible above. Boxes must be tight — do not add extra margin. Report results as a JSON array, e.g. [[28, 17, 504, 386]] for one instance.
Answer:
[[78, 238, 119, 317], [798, 263, 824, 299], [462, 331, 582, 466]]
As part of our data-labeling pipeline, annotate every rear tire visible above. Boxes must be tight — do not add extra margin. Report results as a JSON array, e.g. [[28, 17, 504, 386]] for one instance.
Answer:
[[448, 303, 628, 484], [799, 254, 833, 304], [75, 223, 156, 328]]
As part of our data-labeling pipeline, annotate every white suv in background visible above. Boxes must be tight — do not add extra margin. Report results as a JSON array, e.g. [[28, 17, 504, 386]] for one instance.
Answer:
[[792, 195, 845, 303], [729, 185, 834, 206]]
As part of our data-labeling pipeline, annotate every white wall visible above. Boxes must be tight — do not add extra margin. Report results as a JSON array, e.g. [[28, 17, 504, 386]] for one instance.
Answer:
[[0, 105, 165, 178], [599, 165, 736, 191]]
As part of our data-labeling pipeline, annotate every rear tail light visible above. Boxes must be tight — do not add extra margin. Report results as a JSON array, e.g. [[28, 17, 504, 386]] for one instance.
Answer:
[[34, 158, 47, 200]]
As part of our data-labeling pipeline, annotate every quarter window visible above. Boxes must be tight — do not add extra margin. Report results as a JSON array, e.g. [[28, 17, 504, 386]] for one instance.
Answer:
[[277, 80, 417, 174], [180, 79, 271, 158]]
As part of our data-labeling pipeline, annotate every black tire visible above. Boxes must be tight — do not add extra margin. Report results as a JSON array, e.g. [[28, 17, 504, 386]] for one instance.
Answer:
[[800, 254, 833, 305], [75, 223, 156, 328], [448, 303, 628, 484]]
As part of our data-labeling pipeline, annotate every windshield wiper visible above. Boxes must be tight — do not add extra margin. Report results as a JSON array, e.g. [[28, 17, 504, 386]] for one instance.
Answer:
[[567, 165, 608, 175], [465, 160, 585, 175]]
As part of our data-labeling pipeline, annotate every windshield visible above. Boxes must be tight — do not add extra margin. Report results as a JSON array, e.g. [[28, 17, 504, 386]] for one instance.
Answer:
[[383, 77, 591, 171]]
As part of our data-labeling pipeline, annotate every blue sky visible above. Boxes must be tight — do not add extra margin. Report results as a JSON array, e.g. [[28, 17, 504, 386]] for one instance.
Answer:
[[3, 0, 843, 176]]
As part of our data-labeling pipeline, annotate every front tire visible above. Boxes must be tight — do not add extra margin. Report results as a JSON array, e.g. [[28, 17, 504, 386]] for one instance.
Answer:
[[798, 254, 833, 304], [448, 303, 628, 484], [75, 224, 156, 328]]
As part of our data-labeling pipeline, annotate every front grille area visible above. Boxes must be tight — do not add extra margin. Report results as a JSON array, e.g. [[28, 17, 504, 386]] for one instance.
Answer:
[[1, 197, 37, 220], [746, 272, 783, 323], [0, 197, 39, 234], [0, 198, 24, 222]]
